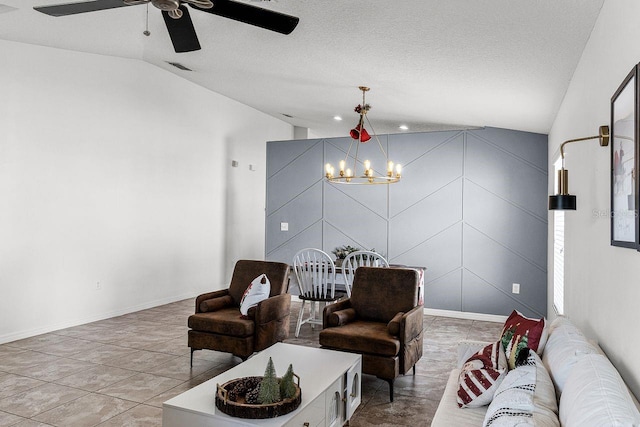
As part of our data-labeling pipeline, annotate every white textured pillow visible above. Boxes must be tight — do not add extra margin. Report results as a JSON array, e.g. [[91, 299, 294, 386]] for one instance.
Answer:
[[239, 274, 271, 316], [542, 317, 598, 396], [530, 352, 559, 426], [483, 351, 559, 427], [559, 354, 640, 427]]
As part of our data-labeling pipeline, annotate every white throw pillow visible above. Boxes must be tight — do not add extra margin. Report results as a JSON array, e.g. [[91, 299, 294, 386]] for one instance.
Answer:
[[239, 274, 271, 316], [559, 353, 640, 427], [483, 351, 559, 427]]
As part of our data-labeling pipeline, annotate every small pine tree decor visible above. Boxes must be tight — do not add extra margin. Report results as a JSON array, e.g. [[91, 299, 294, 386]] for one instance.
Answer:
[[280, 364, 296, 399], [258, 357, 280, 404]]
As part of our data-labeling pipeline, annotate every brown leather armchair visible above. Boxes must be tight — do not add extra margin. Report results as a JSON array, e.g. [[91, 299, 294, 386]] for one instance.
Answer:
[[188, 260, 291, 364], [319, 266, 423, 402]]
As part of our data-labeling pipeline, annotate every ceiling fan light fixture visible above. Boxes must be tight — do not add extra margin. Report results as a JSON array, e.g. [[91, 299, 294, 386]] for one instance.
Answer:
[[150, 0, 180, 11], [34, 0, 299, 52]]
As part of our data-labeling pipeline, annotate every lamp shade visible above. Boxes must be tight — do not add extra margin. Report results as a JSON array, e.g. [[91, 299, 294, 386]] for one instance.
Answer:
[[548, 194, 576, 210]]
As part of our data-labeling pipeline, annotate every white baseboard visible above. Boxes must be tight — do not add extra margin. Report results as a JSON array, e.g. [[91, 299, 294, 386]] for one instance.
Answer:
[[0, 292, 196, 345], [423, 308, 507, 323]]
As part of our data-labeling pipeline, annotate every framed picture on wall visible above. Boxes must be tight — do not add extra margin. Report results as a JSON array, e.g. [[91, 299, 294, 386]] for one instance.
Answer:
[[611, 64, 638, 248]]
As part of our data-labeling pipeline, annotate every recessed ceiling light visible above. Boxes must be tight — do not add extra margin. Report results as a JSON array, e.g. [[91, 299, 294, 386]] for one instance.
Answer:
[[399, 125, 409, 131], [334, 116, 343, 121]]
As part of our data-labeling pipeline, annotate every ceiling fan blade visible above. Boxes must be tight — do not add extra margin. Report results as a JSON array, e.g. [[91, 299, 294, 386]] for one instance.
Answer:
[[195, 0, 299, 35], [34, 0, 133, 16], [163, 5, 201, 53]]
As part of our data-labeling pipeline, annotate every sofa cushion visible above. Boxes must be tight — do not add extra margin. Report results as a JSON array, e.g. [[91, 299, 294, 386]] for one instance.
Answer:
[[433, 369, 489, 427], [457, 341, 507, 408], [559, 353, 640, 427], [318, 320, 399, 357], [188, 307, 254, 337], [483, 350, 559, 427], [500, 310, 548, 370], [542, 316, 599, 396]]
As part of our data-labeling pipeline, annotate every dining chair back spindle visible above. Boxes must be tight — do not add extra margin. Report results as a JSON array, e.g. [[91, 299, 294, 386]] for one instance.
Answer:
[[292, 248, 338, 337], [342, 250, 389, 297]]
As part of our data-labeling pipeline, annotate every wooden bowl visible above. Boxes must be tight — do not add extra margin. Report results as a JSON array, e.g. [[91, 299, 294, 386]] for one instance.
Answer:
[[215, 375, 302, 419]]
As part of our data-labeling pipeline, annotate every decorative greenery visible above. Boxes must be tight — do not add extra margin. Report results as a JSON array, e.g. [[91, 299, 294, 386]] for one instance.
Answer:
[[354, 103, 371, 114], [258, 357, 280, 404], [501, 327, 515, 351], [332, 245, 361, 260], [280, 364, 297, 399]]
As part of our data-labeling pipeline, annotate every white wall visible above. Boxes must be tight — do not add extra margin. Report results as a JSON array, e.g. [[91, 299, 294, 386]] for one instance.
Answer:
[[548, 0, 640, 398], [0, 40, 292, 343]]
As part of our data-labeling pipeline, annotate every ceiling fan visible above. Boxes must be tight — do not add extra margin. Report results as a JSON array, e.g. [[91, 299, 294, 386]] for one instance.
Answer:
[[33, 0, 299, 53]]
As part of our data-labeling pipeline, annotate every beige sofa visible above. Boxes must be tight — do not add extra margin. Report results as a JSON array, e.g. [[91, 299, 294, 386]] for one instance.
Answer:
[[432, 316, 640, 426]]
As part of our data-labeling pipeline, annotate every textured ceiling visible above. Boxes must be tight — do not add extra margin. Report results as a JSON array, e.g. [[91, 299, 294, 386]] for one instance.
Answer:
[[0, 0, 605, 137]]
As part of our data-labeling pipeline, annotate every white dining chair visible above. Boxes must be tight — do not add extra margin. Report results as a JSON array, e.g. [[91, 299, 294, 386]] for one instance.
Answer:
[[292, 248, 338, 337], [342, 250, 389, 297]]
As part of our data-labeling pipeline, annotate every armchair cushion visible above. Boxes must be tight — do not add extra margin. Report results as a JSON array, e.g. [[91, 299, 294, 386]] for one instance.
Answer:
[[228, 260, 290, 305], [329, 308, 357, 327], [199, 295, 234, 313], [318, 320, 400, 357], [350, 267, 419, 323], [188, 307, 254, 337]]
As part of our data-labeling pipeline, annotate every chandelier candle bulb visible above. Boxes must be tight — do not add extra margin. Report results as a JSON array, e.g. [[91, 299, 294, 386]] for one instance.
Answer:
[[396, 164, 402, 176], [325, 163, 335, 179]]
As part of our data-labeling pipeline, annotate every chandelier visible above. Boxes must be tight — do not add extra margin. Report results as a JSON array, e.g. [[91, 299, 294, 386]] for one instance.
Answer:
[[324, 86, 402, 184]]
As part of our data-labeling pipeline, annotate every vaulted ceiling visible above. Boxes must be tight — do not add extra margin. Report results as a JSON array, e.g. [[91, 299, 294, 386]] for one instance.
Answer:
[[0, 0, 604, 137]]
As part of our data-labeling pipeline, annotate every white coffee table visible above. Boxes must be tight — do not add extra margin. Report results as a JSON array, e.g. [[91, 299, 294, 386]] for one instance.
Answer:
[[163, 343, 362, 427]]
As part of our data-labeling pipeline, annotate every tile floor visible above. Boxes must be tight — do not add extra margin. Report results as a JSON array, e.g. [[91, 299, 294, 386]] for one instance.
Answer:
[[0, 299, 503, 426]]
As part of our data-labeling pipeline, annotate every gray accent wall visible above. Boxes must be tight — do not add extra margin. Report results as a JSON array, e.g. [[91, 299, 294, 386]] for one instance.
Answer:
[[266, 128, 548, 318]]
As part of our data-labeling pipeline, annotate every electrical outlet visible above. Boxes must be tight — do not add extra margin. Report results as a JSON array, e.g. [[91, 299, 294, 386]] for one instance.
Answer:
[[96, 281, 102, 291], [512, 283, 520, 294], [280, 222, 289, 231]]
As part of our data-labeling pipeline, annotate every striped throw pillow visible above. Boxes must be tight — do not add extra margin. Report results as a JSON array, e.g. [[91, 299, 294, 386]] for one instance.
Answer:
[[457, 341, 508, 408]]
